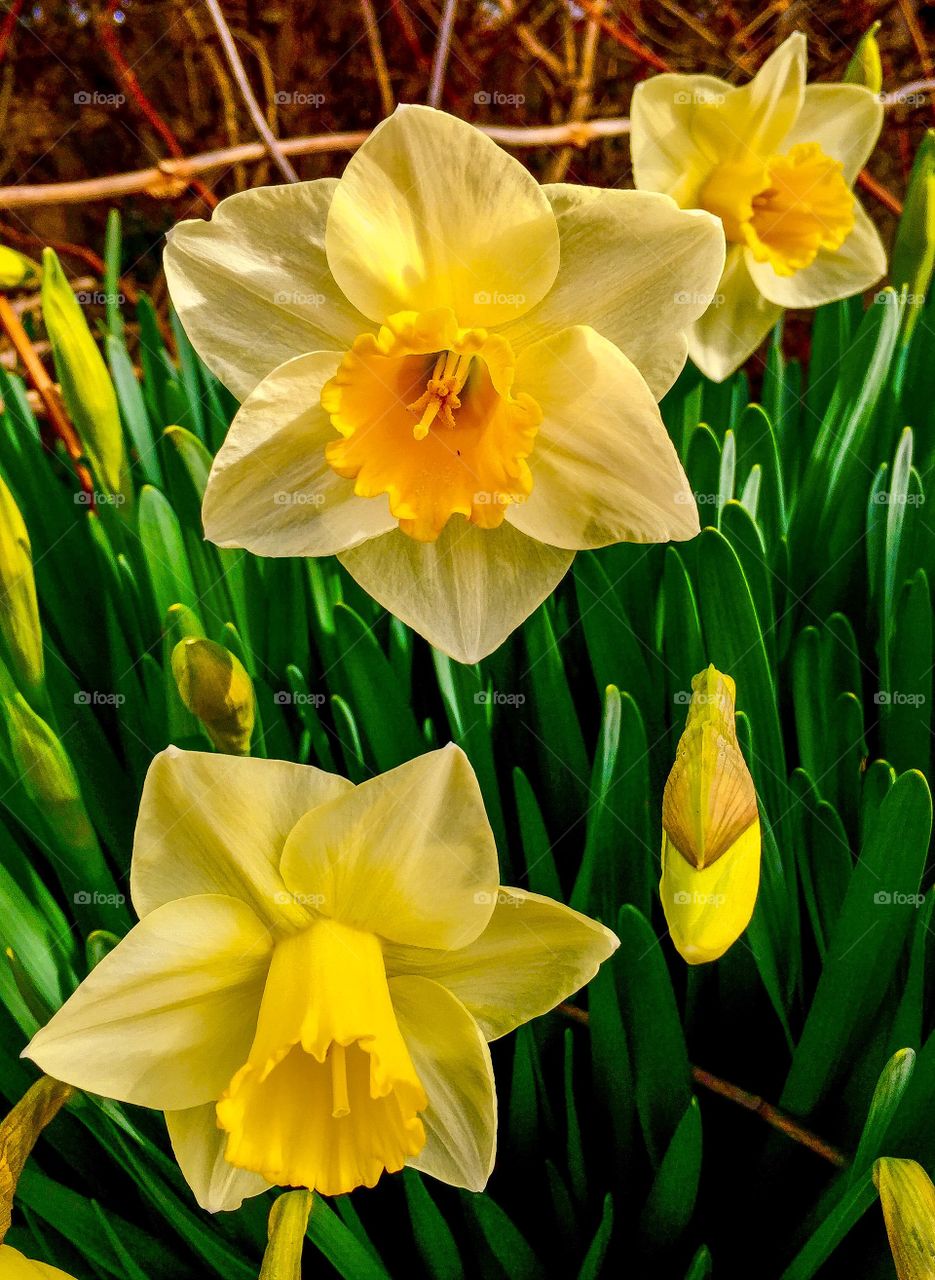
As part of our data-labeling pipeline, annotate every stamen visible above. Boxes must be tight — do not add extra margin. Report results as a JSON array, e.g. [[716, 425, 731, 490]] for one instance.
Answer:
[[407, 350, 474, 440], [330, 1042, 350, 1119]]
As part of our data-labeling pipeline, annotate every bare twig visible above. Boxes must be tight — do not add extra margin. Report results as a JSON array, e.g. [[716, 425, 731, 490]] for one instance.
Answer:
[[360, 0, 395, 117], [557, 1004, 847, 1168], [203, 0, 299, 183], [0, 119, 632, 207], [547, 0, 604, 182], [428, 0, 457, 109]]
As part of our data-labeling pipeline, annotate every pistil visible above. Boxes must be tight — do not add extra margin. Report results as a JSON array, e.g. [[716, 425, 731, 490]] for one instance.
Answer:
[[407, 351, 474, 439]]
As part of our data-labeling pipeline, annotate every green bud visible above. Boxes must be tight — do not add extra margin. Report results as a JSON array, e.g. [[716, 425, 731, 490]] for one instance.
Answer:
[[891, 130, 935, 340], [844, 22, 882, 94], [41, 248, 131, 511], [0, 474, 44, 699], [171, 637, 255, 755]]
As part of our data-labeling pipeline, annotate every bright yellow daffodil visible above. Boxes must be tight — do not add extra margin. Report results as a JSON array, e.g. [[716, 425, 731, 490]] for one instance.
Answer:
[[24, 744, 617, 1209], [631, 33, 887, 381], [874, 1157, 935, 1280], [0, 1247, 75, 1279], [165, 105, 724, 661]]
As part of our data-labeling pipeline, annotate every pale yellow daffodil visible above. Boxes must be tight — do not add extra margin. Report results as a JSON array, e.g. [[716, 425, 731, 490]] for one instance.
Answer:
[[164, 105, 724, 662], [660, 667, 761, 963], [0, 1247, 75, 1279], [23, 744, 617, 1209], [874, 1157, 935, 1280], [631, 32, 887, 381]]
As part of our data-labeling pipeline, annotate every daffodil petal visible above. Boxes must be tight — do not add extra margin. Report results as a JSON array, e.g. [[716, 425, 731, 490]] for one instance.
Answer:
[[694, 33, 806, 164], [630, 73, 735, 204], [688, 246, 782, 383], [746, 199, 886, 309], [506, 326, 699, 550], [390, 976, 496, 1192], [385, 887, 619, 1040], [660, 822, 761, 964], [131, 747, 353, 927], [0, 1245, 77, 1279], [23, 895, 271, 1109], [338, 518, 573, 663], [279, 744, 499, 949], [781, 83, 883, 184], [874, 1156, 935, 1280], [500, 187, 725, 399], [326, 105, 559, 328], [164, 180, 371, 401], [165, 1103, 270, 1213], [202, 352, 395, 557]]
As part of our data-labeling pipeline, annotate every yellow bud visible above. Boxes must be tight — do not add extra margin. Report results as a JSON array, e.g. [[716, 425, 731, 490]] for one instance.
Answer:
[[0, 475, 43, 698], [874, 1157, 935, 1280], [844, 22, 883, 94], [0, 246, 40, 291], [260, 1190, 312, 1280], [40, 249, 131, 511], [660, 666, 761, 964], [171, 637, 255, 755], [0, 1076, 73, 1244]]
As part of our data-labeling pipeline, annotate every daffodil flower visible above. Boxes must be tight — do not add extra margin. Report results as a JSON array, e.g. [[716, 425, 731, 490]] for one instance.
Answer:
[[24, 745, 617, 1209], [0, 1246, 75, 1278], [631, 32, 887, 381], [164, 105, 724, 662], [660, 667, 761, 963]]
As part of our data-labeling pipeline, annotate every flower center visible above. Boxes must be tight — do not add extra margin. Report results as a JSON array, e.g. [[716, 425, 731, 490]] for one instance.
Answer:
[[321, 308, 541, 542], [216, 917, 426, 1196], [699, 141, 855, 277]]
